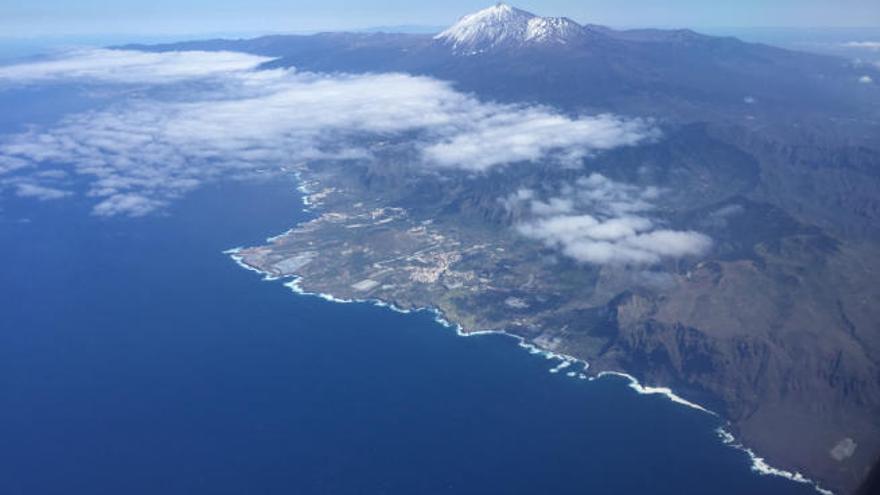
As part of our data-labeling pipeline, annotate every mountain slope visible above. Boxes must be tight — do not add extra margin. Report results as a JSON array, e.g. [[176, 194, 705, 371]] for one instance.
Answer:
[[124, 5, 880, 493], [434, 3, 586, 52], [128, 19, 879, 124]]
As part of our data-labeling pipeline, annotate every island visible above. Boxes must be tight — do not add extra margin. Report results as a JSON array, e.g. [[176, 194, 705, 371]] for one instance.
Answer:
[[232, 118, 880, 494], [132, 4, 880, 493]]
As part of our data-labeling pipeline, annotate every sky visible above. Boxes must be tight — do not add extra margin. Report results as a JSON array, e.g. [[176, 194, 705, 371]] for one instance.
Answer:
[[1, 0, 879, 38]]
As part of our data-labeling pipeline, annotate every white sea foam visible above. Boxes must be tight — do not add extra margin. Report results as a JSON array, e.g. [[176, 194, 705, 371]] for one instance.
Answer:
[[291, 170, 316, 210], [549, 360, 572, 373], [716, 428, 834, 495], [225, 247, 281, 281], [279, 274, 417, 314], [593, 371, 715, 415], [265, 227, 296, 243]]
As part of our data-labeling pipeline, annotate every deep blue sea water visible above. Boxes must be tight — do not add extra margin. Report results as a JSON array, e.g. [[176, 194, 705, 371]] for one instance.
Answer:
[[0, 176, 819, 495], [0, 48, 821, 494]]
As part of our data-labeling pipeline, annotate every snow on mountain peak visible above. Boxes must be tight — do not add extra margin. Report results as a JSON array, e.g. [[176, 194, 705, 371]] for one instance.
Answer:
[[525, 16, 583, 44], [435, 3, 585, 53]]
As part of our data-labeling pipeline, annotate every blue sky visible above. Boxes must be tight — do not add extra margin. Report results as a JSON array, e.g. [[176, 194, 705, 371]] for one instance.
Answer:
[[1, 0, 879, 38]]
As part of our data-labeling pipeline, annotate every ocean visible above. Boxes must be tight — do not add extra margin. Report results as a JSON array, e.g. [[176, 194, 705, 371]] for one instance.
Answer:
[[0, 172, 819, 494], [0, 43, 824, 494]]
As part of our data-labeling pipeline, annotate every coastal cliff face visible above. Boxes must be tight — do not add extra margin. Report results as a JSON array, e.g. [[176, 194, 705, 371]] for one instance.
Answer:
[[593, 253, 880, 489], [138, 6, 880, 492]]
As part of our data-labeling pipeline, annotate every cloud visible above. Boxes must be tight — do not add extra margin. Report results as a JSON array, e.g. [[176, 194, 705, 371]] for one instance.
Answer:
[[859, 75, 874, 84], [14, 183, 71, 200], [35, 169, 69, 179], [841, 41, 880, 51], [711, 204, 744, 219], [423, 111, 657, 171], [0, 155, 29, 175], [0, 49, 656, 216], [509, 174, 711, 265], [0, 49, 272, 85], [92, 193, 166, 217], [530, 197, 574, 216], [702, 203, 744, 228]]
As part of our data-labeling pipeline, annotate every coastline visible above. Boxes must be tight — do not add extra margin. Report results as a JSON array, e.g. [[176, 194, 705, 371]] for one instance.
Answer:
[[223, 176, 835, 495], [225, 245, 834, 495]]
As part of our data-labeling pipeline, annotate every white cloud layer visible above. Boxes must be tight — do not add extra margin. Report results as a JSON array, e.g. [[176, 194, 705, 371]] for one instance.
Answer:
[[842, 41, 880, 50], [0, 49, 655, 216], [424, 111, 655, 170], [14, 183, 71, 201], [0, 49, 272, 84], [509, 174, 711, 265]]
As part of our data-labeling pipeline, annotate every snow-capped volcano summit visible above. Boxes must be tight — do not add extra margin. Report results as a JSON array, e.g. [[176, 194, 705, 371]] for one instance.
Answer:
[[435, 3, 585, 53]]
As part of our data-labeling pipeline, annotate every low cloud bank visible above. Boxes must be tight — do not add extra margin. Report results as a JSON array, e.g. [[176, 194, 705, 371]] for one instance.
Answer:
[[0, 49, 656, 216], [0, 49, 271, 84], [14, 183, 71, 201], [508, 174, 711, 265], [841, 41, 880, 50]]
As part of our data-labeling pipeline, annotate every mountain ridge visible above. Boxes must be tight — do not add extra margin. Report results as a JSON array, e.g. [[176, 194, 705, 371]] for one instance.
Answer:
[[121, 6, 878, 125], [434, 3, 587, 52], [119, 5, 880, 494]]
